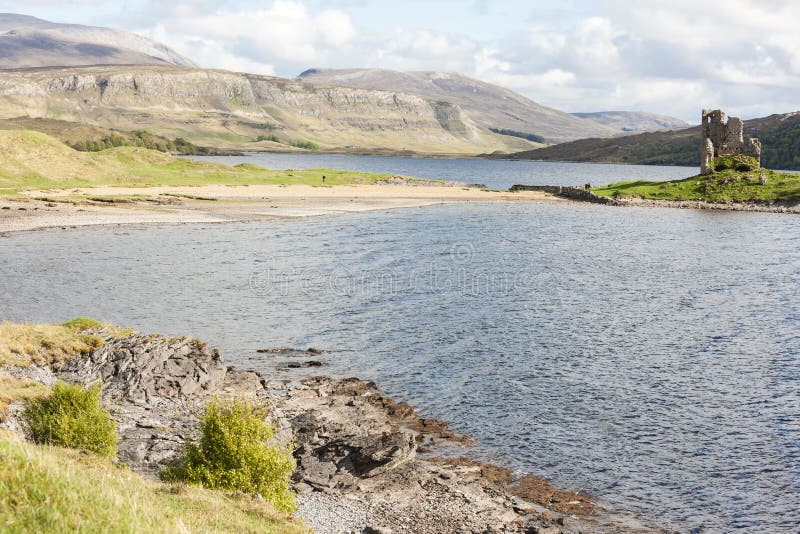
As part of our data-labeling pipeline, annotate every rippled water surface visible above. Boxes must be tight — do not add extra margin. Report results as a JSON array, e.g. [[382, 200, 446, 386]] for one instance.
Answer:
[[188, 152, 697, 190], [1, 164, 799, 532]]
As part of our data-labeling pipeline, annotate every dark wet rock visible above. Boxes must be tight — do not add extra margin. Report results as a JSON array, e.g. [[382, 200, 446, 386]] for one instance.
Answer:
[[287, 360, 324, 368], [257, 347, 296, 353], [508, 475, 593, 517], [307, 347, 326, 355]]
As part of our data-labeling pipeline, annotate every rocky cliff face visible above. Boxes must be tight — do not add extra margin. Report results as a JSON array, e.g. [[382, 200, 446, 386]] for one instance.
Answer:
[[299, 68, 619, 144], [0, 65, 539, 155]]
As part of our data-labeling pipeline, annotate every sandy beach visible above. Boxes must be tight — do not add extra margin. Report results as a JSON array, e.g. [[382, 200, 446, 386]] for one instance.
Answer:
[[0, 184, 557, 233]]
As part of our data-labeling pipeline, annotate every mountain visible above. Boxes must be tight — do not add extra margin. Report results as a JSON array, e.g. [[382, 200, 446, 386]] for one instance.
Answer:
[[0, 13, 195, 69], [0, 65, 559, 155], [571, 111, 689, 133], [0, 15, 689, 156], [297, 68, 619, 143], [499, 112, 800, 170]]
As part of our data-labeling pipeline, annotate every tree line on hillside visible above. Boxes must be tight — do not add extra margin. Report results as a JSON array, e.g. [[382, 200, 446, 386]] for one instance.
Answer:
[[489, 128, 546, 144], [759, 120, 800, 170], [68, 131, 219, 155]]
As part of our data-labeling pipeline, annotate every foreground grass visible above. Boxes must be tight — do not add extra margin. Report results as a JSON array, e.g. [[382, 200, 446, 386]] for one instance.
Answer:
[[0, 434, 309, 534], [593, 168, 800, 203], [0, 130, 394, 195]]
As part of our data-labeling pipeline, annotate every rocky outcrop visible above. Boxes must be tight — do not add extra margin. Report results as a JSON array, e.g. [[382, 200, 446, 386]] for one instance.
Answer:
[[2, 329, 658, 533], [510, 184, 611, 204], [55, 331, 265, 476]]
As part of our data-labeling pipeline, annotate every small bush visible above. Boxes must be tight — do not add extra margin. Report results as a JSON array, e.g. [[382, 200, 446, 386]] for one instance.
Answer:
[[161, 399, 296, 512], [712, 154, 759, 172], [23, 382, 117, 457], [256, 134, 281, 143], [289, 140, 318, 151], [60, 317, 104, 332]]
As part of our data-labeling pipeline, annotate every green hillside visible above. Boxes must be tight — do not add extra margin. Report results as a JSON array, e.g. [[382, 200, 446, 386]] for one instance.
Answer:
[[505, 112, 800, 170], [0, 130, 392, 194]]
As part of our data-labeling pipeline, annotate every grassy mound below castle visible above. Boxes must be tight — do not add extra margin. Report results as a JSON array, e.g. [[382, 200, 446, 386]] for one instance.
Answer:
[[0, 130, 395, 195], [592, 155, 800, 204]]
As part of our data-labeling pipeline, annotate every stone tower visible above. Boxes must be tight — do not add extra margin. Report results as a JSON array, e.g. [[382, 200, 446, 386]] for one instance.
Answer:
[[701, 109, 761, 174]]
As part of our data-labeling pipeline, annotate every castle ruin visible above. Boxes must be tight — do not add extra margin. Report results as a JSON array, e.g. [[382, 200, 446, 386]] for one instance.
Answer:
[[701, 109, 761, 174]]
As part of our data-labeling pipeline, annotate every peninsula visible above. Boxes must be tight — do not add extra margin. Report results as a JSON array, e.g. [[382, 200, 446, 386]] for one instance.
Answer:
[[0, 130, 557, 234]]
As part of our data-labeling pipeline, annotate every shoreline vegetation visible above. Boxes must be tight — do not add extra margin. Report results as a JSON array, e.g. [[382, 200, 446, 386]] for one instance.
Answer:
[[0, 320, 659, 533], [590, 155, 800, 212]]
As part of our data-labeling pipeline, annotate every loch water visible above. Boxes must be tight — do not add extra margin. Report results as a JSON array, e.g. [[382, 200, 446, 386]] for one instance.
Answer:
[[2, 159, 798, 532]]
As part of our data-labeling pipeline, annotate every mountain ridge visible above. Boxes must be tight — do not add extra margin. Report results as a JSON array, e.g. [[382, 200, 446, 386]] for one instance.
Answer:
[[0, 13, 195, 70], [571, 111, 689, 133], [0, 65, 550, 155], [297, 67, 619, 143]]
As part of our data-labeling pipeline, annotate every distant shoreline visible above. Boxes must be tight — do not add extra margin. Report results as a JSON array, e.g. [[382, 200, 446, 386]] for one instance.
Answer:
[[0, 184, 558, 235]]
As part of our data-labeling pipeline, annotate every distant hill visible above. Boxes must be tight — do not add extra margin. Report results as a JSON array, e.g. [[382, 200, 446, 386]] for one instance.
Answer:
[[298, 68, 619, 143], [0, 65, 565, 155], [0, 13, 195, 69], [571, 111, 689, 134], [501, 112, 800, 170]]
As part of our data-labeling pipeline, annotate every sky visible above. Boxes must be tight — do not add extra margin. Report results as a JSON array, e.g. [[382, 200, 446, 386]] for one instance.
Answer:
[[2, 0, 800, 122]]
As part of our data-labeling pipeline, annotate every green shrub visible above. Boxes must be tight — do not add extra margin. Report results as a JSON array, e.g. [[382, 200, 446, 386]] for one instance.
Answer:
[[161, 399, 296, 512], [256, 134, 281, 143], [289, 140, 318, 151], [712, 154, 759, 172], [23, 382, 117, 457]]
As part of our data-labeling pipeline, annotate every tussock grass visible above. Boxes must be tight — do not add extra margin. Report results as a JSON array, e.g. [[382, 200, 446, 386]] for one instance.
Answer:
[[0, 376, 50, 421], [0, 434, 309, 534], [0, 318, 131, 368], [0, 323, 102, 367]]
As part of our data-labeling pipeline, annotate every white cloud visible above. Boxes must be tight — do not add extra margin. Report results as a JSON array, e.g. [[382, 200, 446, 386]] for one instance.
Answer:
[[5, 0, 800, 121], [141, 1, 357, 73]]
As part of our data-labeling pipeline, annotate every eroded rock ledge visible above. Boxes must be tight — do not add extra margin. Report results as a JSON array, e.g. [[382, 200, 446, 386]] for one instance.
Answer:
[[2, 330, 658, 534]]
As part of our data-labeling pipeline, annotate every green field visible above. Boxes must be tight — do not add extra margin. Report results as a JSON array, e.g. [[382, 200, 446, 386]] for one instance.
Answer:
[[0, 130, 396, 195], [593, 157, 800, 203]]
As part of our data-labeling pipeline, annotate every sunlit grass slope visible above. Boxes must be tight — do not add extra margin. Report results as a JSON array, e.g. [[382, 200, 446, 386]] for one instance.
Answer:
[[0, 434, 309, 533], [0, 130, 393, 194]]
